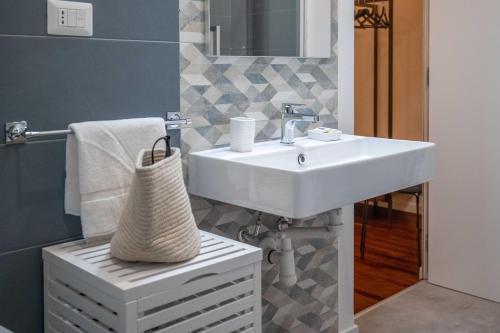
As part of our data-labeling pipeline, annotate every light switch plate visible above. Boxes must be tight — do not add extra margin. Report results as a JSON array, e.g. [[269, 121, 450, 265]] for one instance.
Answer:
[[47, 0, 93, 37]]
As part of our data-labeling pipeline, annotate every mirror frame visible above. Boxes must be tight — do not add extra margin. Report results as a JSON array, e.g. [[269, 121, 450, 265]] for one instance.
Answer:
[[205, 0, 333, 58]]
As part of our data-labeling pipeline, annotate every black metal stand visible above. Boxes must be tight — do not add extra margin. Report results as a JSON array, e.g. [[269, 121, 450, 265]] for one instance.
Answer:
[[355, 0, 393, 138], [356, 0, 395, 260], [388, 0, 394, 138]]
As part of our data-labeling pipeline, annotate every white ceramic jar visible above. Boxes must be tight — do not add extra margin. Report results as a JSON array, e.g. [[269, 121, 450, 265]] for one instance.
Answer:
[[230, 117, 256, 152]]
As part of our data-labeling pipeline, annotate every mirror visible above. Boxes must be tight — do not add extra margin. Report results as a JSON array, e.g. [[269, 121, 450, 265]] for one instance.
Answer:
[[207, 0, 332, 58]]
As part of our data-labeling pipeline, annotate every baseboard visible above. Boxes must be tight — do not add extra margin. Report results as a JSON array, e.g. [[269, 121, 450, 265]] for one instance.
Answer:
[[340, 325, 359, 333]]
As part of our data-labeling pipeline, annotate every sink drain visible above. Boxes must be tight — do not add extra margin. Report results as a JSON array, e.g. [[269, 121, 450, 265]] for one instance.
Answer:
[[297, 153, 306, 165]]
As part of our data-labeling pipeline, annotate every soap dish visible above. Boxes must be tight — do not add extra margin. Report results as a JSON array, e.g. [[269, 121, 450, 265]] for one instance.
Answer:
[[308, 127, 342, 141]]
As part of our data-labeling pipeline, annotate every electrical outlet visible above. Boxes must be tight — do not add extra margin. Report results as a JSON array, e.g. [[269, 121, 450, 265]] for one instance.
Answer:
[[48, 0, 92, 36], [58, 8, 67, 26]]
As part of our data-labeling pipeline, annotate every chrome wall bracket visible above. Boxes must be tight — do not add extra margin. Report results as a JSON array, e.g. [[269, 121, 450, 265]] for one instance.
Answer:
[[166, 112, 190, 130], [5, 121, 28, 144]]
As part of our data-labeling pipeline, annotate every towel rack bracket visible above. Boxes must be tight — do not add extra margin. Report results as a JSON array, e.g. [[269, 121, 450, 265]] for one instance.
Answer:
[[166, 111, 189, 130], [5, 121, 28, 145]]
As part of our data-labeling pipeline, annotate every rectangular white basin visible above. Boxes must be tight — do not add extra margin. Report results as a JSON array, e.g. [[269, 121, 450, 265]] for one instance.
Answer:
[[188, 135, 435, 219]]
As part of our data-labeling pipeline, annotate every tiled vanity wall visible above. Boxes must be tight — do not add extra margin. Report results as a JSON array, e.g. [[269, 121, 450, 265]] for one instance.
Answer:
[[0, 1, 180, 332], [179, 1, 340, 331]]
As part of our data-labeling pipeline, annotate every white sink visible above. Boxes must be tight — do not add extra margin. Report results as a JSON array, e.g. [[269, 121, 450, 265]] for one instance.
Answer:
[[188, 135, 435, 219]]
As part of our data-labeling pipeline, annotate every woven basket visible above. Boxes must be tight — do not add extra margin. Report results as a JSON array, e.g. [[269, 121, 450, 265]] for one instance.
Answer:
[[110, 148, 201, 263]]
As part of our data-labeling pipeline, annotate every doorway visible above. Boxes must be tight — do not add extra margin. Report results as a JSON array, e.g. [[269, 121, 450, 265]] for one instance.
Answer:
[[353, 0, 428, 313]]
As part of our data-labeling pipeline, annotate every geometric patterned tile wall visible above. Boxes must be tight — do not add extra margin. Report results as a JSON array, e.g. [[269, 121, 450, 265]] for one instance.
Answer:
[[180, 0, 338, 150], [180, 1, 339, 332]]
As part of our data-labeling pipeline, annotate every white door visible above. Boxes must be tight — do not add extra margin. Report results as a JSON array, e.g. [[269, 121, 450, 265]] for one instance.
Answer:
[[429, 0, 500, 302]]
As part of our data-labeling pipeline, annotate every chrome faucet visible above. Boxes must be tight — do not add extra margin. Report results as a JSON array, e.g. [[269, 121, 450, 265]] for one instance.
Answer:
[[280, 103, 320, 145]]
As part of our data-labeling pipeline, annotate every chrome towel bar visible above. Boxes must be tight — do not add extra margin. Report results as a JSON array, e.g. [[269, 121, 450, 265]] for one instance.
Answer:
[[4, 112, 191, 145]]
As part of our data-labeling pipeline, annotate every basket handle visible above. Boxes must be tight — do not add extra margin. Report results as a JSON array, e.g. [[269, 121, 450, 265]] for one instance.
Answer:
[[151, 136, 172, 165]]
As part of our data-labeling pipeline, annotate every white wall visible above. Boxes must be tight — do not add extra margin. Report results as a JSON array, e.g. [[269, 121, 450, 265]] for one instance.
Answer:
[[429, 0, 500, 302], [338, 0, 357, 332], [304, 0, 331, 58]]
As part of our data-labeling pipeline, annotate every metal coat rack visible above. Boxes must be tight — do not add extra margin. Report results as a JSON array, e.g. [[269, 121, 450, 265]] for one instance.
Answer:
[[355, 0, 393, 138]]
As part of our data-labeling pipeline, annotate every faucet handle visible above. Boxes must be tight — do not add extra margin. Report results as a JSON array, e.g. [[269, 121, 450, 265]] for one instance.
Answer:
[[282, 103, 306, 114]]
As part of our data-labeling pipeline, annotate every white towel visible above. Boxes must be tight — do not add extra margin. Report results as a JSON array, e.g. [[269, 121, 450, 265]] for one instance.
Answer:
[[65, 118, 167, 241]]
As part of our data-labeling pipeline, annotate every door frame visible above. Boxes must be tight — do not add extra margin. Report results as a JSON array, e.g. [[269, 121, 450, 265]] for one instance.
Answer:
[[421, 0, 430, 280], [353, 0, 431, 279]]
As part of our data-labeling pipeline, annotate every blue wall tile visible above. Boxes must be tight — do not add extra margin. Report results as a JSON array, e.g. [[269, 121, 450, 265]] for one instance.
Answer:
[[0, 246, 45, 333], [0, 0, 44, 36], [87, 0, 179, 42], [0, 238, 80, 333], [0, 0, 180, 331], [0, 141, 83, 253], [0, 0, 179, 42], [0, 36, 179, 143], [0, 131, 181, 248]]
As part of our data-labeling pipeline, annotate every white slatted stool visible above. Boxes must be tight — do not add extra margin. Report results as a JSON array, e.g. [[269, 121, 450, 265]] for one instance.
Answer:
[[43, 231, 262, 333]]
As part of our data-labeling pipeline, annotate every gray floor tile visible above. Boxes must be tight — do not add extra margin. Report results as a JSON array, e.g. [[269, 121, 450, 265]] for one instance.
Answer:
[[356, 282, 500, 333]]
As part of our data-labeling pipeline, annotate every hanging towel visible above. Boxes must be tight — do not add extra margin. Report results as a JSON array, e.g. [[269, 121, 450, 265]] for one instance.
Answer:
[[65, 118, 166, 241]]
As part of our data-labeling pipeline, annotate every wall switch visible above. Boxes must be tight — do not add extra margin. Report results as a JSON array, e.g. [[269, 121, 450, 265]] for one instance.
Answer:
[[48, 0, 92, 37], [76, 10, 86, 27], [67, 9, 77, 27]]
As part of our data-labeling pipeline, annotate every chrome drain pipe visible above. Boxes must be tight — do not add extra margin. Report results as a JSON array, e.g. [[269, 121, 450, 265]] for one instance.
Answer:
[[274, 209, 343, 240]]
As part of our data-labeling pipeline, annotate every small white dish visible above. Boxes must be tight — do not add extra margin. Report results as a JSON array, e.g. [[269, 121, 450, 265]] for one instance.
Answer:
[[308, 127, 342, 141]]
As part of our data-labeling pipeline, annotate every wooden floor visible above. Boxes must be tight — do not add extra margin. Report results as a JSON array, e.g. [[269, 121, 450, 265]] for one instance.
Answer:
[[354, 205, 421, 313]]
